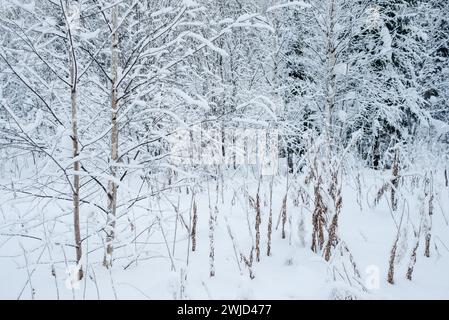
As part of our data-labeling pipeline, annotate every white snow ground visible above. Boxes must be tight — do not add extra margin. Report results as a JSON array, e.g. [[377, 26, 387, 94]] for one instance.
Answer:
[[1, 163, 449, 300]]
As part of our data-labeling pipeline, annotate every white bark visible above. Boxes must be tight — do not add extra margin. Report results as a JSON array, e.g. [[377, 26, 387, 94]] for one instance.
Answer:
[[104, 3, 119, 268], [65, 0, 83, 280]]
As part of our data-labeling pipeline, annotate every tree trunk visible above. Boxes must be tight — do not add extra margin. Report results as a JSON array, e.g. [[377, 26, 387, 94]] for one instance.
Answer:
[[373, 134, 380, 170], [255, 183, 261, 262], [266, 177, 274, 256], [71, 87, 83, 281], [104, 4, 119, 268], [324, 0, 337, 157], [67, 0, 83, 281]]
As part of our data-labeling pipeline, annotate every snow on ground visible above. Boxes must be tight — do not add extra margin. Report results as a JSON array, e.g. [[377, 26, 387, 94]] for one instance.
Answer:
[[1, 163, 449, 300]]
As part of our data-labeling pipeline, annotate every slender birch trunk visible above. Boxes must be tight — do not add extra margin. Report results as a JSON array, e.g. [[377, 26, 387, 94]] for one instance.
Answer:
[[324, 0, 337, 157], [207, 181, 216, 277], [255, 180, 261, 262], [66, 0, 83, 280], [104, 4, 119, 268], [71, 74, 83, 280], [266, 175, 274, 256]]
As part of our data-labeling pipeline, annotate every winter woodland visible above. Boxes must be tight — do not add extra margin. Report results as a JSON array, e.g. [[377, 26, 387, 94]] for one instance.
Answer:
[[0, 0, 449, 299]]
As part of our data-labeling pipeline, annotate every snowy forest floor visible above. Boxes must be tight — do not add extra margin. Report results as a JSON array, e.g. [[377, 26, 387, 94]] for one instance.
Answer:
[[1, 162, 449, 300]]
